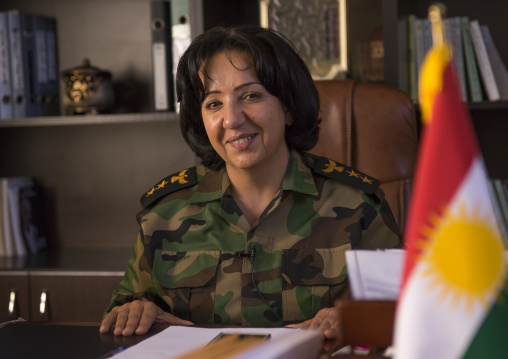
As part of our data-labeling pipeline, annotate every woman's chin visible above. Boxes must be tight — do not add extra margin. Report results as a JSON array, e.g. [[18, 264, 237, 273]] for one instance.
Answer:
[[226, 154, 262, 171]]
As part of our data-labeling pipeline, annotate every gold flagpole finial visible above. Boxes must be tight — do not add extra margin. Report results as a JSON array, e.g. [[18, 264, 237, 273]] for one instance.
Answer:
[[428, 3, 447, 47]]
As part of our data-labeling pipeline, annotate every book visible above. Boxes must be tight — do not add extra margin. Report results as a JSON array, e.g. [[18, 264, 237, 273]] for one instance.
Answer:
[[421, 18, 433, 60], [32, 15, 47, 117], [407, 15, 418, 102], [0, 12, 14, 120], [460, 16, 483, 102], [44, 16, 59, 116], [470, 20, 500, 101], [487, 179, 508, 246], [7, 10, 26, 119], [19, 183, 48, 253], [397, 17, 408, 93], [445, 17, 468, 102], [151, 0, 175, 112], [414, 17, 425, 87], [480, 25, 508, 101], [1, 179, 13, 255], [31, 15, 59, 117], [499, 180, 508, 247], [6, 176, 34, 256], [0, 180, 5, 255], [19, 13, 37, 117]]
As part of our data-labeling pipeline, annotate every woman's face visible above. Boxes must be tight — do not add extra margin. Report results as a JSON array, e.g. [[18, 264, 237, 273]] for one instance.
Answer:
[[200, 50, 289, 172]]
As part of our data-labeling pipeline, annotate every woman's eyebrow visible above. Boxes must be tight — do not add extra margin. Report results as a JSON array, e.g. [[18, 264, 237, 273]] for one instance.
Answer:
[[204, 82, 261, 98], [234, 82, 260, 91]]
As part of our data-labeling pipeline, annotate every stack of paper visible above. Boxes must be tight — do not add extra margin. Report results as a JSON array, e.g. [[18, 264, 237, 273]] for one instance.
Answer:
[[114, 326, 323, 359], [345, 249, 405, 300], [346, 249, 508, 300]]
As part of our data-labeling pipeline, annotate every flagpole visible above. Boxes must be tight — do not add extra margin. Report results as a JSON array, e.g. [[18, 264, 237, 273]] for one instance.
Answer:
[[428, 3, 446, 47], [419, 2, 452, 123]]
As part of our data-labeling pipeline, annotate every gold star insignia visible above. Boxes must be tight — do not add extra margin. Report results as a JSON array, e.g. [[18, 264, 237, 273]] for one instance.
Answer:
[[146, 187, 155, 197], [347, 169, 361, 178], [157, 179, 169, 189], [322, 159, 344, 173], [361, 176, 374, 184], [171, 169, 189, 184]]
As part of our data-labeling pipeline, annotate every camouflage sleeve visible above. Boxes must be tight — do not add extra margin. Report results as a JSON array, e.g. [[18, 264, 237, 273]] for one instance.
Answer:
[[359, 190, 403, 250], [327, 190, 402, 303], [105, 232, 164, 314]]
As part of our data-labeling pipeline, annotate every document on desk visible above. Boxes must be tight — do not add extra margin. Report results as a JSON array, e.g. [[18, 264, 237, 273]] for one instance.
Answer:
[[345, 249, 404, 300], [346, 249, 508, 300], [114, 326, 323, 359]]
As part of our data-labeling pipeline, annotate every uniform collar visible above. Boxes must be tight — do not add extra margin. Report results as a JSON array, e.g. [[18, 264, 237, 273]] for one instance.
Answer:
[[188, 150, 318, 204], [282, 150, 319, 196]]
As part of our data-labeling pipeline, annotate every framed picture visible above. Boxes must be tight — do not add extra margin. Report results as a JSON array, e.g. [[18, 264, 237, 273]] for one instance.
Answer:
[[260, 0, 348, 80]]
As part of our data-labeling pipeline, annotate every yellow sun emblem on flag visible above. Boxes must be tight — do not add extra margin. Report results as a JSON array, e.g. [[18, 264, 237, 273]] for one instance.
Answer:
[[419, 202, 507, 312]]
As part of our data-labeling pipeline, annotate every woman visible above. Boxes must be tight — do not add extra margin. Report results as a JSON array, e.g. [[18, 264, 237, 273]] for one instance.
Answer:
[[100, 25, 401, 344]]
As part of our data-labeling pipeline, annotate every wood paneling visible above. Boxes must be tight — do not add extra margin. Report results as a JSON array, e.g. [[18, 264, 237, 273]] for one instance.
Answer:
[[30, 273, 123, 322]]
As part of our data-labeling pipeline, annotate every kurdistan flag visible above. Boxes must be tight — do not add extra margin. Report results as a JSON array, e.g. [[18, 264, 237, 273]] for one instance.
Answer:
[[393, 43, 508, 358]]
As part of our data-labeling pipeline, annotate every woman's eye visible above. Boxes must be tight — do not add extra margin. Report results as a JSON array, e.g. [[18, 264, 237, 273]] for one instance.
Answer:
[[205, 101, 221, 110], [243, 92, 261, 101]]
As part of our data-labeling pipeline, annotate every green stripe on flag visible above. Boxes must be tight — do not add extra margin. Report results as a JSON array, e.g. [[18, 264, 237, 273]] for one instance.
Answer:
[[462, 288, 508, 358]]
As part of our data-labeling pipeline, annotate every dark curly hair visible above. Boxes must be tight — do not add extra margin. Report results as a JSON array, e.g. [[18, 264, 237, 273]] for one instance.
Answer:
[[176, 25, 321, 170]]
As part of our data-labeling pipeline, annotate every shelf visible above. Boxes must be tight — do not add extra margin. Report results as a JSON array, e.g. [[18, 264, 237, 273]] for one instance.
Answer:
[[0, 112, 179, 128], [468, 101, 508, 110], [412, 100, 508, 112], [0, 248, 132, 272]]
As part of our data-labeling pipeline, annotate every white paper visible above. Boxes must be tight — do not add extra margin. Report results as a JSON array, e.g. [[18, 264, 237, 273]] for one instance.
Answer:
[[114, 326, 323, 359], [346, 249, 404, 300], [346, 249, 508, 300]]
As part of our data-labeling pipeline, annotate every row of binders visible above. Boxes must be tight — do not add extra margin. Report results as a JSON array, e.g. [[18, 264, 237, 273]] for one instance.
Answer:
[[0, 10, 60, 120], [0, 177, 49, 257], [399, 15, 508, 103]]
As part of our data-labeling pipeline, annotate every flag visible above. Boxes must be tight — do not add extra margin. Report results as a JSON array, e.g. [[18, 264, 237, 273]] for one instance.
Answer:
[[393, 42, 508, 358]]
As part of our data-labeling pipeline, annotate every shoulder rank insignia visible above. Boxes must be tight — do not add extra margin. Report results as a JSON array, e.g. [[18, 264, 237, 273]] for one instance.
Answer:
[[313, 157, 380, 194], [140, 167, 197, 208]]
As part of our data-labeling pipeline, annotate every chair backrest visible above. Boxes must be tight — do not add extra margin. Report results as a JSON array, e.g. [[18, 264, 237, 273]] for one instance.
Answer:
[[310, 80, 418, 232]]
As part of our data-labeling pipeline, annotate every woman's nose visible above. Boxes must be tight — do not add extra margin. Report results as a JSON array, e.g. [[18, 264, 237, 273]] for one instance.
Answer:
[[222, 101, 245, 129]]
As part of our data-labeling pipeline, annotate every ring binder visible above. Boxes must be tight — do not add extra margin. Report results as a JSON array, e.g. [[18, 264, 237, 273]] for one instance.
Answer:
[[0, 12, 14, 120], [151, 0, 174, 112]]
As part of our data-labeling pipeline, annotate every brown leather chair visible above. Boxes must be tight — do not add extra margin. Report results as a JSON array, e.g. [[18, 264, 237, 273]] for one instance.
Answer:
[[310, 80, 418, 233]]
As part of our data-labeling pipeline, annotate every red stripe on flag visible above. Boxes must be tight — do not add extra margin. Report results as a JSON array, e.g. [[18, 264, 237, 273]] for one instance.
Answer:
[[400, 63, 479, 290]]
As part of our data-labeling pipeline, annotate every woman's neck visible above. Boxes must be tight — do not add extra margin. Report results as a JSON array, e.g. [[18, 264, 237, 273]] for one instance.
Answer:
[[226, 151, 290, 227]]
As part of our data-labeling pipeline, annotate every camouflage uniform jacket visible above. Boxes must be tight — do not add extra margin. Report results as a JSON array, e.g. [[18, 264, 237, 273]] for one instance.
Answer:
[[107, 150, 401, 326]]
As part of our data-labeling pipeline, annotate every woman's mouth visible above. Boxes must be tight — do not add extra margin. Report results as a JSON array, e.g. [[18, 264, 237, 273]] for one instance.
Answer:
[[230, 135, 254, 145]]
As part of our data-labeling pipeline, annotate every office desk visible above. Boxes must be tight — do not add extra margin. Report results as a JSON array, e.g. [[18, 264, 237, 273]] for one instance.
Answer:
[[0, 304, 395, 359], [0, 321, 162, 359], [0, 322, 330, 359]]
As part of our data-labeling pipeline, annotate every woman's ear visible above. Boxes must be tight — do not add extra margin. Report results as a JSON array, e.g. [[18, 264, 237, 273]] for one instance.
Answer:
[[285, 111, 293, 126]]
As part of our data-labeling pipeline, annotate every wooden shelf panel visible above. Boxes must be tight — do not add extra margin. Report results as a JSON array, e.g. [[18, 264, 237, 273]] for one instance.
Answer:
[[0, 248, 133, 272], [0, 112, 179, 128]]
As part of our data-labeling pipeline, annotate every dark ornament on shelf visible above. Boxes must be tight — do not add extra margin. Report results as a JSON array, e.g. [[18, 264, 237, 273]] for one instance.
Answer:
[[62, 58, 115, 115]]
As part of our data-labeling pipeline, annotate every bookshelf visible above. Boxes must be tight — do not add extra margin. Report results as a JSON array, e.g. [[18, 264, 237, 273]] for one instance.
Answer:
[[383, 0, 508, 92], [0, 1, 199, 254], [382, 0, 508, 179], [1, 0, 506, 251]]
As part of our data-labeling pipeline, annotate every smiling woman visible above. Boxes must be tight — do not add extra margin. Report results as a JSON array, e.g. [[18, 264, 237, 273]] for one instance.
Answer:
[[199, 50, 289, 176], [101, 25, 402, 350], [177, 26, 320, 172]]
